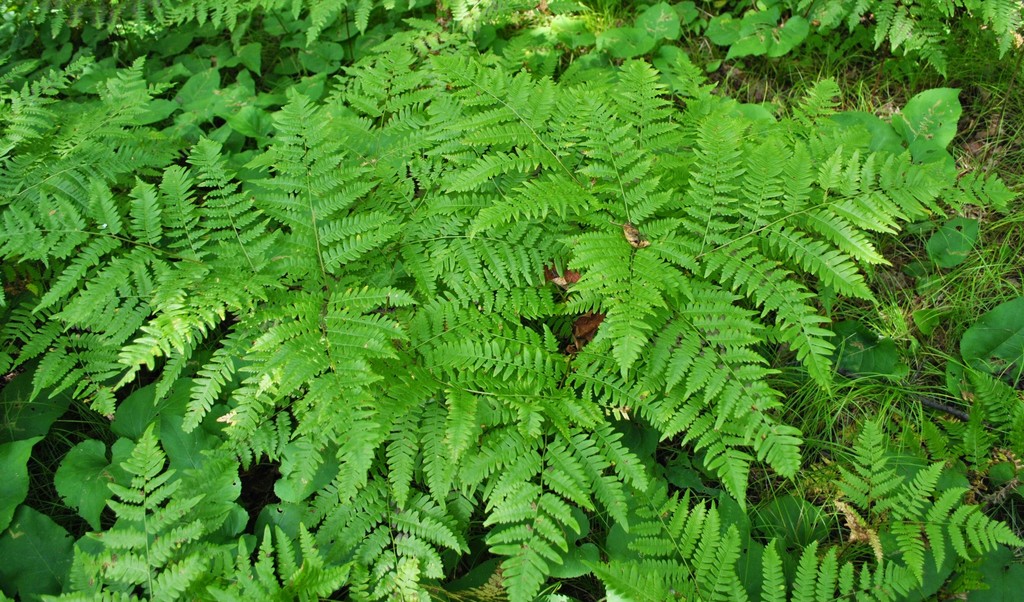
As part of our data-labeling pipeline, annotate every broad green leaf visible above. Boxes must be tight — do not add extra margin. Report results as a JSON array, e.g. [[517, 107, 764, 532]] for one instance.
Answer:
[[832, 320, 904, 377], [734, 103, 776, 124], [971, 545, 1024, 601], [766, 16, 809, 57], [988, 462, 1017, 486], [298, 41, 346, 73], [234, 42, 263, 74], [153, 30, 196, 57], [226, 105, 274, 140], [892, 88, 961, 163], [0, 437, 40, 531], [0, 506, 73, 600], [960, 298, 1024, 379], [1, 366, 71, 444], [718, 492, 753, 541], [676, 1, 699, 25], [739, 7, 781, 34], [596, 27, 657, 59], [134, 99, 179, 125], [637, 3, 681, 40], [706, 14, 742, 45], [946, 360, 968, 399], [174, 68, 222, 122], [926, 217, 979, 268], [831, 111, 905, 154], [159, 413, 220, 471], [604, 522, 638, 561], [54, 439, 114, 530], [550, 16, 596, 49], [444, 558, 503, 592], [275, 445, 339, 504], [255, 502, 315, 541], [216, 504, 250, 539], [109, 437, 134, 483], [549, 543, 600, 578], [112, 379, 190, 439], [725, 8, 783, 58], [291, 73, 328, 102], [729, 34, 770, 59]]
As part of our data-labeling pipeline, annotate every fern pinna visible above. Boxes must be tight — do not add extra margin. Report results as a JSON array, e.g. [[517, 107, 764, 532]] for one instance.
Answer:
[[0, 20, 1017, 602]]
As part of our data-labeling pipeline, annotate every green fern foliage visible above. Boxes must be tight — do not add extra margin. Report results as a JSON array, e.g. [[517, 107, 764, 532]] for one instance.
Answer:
[[61, 425, 241, 599], [795, 0, 1024, 73], [837, 422, 1024, 585], [2, 8, 1020, 601], [208, 526, 350, 601], [13, 0, 419, 39]]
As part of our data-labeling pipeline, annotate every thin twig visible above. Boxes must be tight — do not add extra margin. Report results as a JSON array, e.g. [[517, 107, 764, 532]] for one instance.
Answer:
[[916, 395, 971, 422]]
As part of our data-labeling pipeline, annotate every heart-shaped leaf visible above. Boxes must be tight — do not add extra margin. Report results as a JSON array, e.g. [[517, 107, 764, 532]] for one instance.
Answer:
[[0, 506, 74, 599], [596, 27, 657, 59], [892, 88, 961, 164], [637, 3, 681, 41], [767, 16, 809, 58], [54, 439, 114, 530], [0, 437, 41, 531], [960, 297, 1024, 380], [706, 14, 742, 46], [926, 217, 979, 268], [832, 320, 904, 377], [971, 545, 1024, 602], [1, 365, 71, 445]]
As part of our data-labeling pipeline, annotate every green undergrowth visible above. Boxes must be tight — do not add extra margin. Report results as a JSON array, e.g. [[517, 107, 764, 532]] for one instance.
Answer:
[[1, 1, 1023, 601]]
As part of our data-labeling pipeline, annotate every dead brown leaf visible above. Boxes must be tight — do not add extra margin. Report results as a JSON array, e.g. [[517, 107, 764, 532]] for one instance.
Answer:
[[567, 311, 605, 353], [544, 265, 581, 289], [622, 222, 650, 249], [835, 499, 883, 562]]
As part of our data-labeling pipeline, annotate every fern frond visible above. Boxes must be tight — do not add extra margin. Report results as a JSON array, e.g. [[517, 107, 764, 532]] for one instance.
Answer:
[[760, 541, 787, 602], [591, 560, 677, 601], [34, 236, 120, 313], [568, 230, 672, 375], [619, 487, 749, 600], [70, 425, 239, 599], [486, 484, 577, 602], [468, 174, 585, 237], [128, 179, 163, 247], [948, 503, 1024, 559], [704, 245, 835, 384], [185, 324, 252, 431], [955, 171, 1016, 212], [793, 79, 841, 126], [791, 540, 822, 602], [386, 405, 422, 509], [210, 525, 351, 600], [837, 421, 902, 509], [762, 225, 873, 299], [794, 209, 888, 266], [188, 138, 272, 273]]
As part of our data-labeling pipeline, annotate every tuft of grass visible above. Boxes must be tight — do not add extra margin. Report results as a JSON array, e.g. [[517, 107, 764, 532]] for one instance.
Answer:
[[576, 0, 631, 32]]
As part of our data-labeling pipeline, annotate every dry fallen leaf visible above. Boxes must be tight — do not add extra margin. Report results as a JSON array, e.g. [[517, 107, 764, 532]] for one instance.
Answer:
[[622, 222, 650, 248], [566, 311, 605, 354], [835, 499, 883, 562], [544, 265, 581, 289]]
